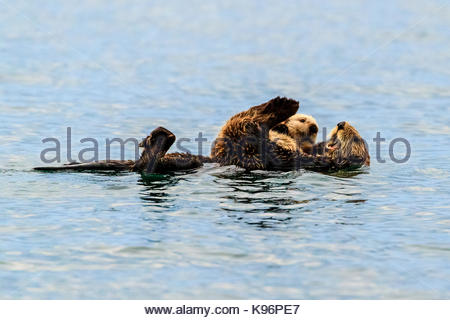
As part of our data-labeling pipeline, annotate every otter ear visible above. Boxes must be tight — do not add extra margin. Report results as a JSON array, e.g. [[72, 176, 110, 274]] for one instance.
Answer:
[[271, 123, 289, 135]]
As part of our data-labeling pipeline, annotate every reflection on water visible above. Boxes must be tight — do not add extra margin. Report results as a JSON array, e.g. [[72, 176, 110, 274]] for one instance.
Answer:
[[139, 175, 179, 206], [216, 170, 307, 228], [1, 0, 449, 299], [326, 169, 370, 179]]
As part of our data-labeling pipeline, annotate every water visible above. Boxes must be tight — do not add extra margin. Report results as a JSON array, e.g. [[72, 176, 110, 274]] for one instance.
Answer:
[[1, 0, 449, 299]]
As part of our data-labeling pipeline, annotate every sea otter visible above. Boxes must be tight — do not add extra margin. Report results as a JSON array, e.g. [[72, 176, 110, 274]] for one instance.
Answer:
[[210, 97, 335, 171], [270, 114, 319, 154], [313, 121, 370, 168], [35, 98, 369, 174], [211, 97, 369, 171]]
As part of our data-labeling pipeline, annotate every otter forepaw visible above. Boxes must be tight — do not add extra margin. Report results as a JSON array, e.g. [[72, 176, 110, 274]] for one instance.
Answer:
[[261, 96, 299, 128]]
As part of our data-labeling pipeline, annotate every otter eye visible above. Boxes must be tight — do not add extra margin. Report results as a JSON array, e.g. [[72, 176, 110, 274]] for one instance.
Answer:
[[299, 119, 306, 123]]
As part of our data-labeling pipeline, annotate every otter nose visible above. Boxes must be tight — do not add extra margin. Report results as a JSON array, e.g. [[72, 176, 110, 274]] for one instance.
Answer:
[[309, 124, 318, 134], [337, 121, 346, 130]]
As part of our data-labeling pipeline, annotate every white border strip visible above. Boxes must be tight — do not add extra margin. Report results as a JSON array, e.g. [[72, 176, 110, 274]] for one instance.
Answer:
[[0, 300, 448, 320]]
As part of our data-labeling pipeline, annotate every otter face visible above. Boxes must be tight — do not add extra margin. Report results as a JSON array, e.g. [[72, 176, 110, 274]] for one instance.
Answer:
[[278, 114, 318, 141], [271, 114, 319, 153], [327, 121, 370, 166]]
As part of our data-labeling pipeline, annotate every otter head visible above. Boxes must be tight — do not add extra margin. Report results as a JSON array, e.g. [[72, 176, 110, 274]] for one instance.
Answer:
[[271, 114, 319, 153], [327, 121, 370, 167]]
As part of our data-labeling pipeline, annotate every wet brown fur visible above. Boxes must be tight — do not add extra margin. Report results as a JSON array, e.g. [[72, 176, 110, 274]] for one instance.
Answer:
[[35, 101, 369, 174], [35, 128, 209, 174], [270, 114, 319, 154], [211, 97, 300, 170], [210, 97, 335, 171], [314, 121, 370, 168]]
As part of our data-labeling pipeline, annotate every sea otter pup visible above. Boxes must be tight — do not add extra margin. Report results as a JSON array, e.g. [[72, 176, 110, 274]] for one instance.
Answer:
[[269, 114, 319, 154], [313, 121, 370, 168]]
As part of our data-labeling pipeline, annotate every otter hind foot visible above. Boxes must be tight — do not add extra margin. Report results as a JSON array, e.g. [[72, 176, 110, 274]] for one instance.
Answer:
[[132, 126, 176, 174]]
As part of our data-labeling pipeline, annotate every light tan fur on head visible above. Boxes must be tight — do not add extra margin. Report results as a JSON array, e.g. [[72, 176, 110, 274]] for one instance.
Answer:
[[327, 121, 370, 166], [269, 114, 319, 154]]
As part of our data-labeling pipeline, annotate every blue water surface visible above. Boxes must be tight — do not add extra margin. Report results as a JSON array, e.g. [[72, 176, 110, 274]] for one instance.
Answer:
[[0, 0, 449, 299]]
